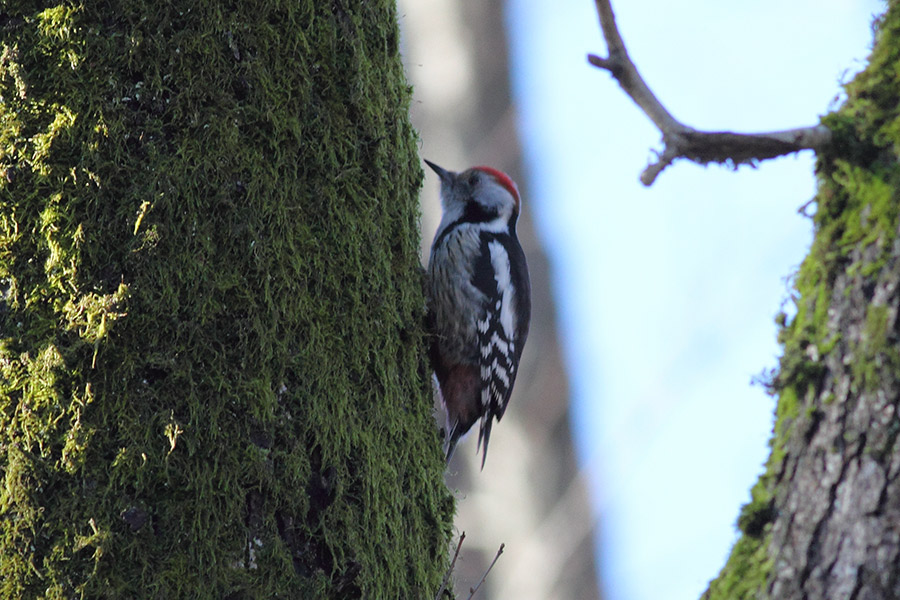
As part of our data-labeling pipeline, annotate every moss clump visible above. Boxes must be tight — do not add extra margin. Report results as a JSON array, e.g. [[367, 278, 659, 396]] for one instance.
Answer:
[[0, 1, 453, 597], [701, 533, 772, 600], [703, 4, 900, 599]]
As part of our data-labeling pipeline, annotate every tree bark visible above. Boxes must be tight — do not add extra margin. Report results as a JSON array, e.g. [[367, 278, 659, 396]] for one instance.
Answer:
[[704, 4, 900, 599], [0, 2, 452, 597]]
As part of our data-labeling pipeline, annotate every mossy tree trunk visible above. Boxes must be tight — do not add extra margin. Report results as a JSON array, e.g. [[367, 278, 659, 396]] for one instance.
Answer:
[[0, 2, 452, 598], [704, 4, 900, 599]]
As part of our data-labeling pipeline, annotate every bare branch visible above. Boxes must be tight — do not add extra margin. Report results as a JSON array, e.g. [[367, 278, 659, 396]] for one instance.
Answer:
[[640, 145, 680, 187], [589, 0, 831, 185], [588, 1, 683, 134], [466, 543, 505, 600], [434, 532, 466, 600]]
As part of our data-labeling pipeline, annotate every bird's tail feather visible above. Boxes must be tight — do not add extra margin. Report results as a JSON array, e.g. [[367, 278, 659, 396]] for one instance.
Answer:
[[476, 417, 493, 470]]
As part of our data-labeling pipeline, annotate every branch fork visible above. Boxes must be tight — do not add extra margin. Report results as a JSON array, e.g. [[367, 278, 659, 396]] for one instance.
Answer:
[[589, 0, 832, 185]]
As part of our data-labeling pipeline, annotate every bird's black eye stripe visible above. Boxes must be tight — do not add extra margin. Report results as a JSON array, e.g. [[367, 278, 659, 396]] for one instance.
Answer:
[[462, 201, 496, 223], [430, 202, 499, 249], [432, 198, 500, 246]]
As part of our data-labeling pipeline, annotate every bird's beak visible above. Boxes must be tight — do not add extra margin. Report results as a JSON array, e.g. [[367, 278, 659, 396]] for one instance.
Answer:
[[424, 159, 453, 184]]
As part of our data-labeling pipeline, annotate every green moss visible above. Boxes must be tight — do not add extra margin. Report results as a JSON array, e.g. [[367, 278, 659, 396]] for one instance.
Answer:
[[736, 476, 775, 540], [702, 533, 772, 600], [1, 1, 452, 598], [852, 303, 900, 391]]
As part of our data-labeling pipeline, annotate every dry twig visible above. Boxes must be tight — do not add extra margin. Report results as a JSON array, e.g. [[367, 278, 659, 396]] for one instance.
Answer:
[[588, 0, 832, 185], [434, 532, 466, 600], [466, 543, 505, 599]]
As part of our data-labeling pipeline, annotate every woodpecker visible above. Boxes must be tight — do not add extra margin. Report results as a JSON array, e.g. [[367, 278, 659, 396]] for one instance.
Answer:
[[424, 159, 531, 468]]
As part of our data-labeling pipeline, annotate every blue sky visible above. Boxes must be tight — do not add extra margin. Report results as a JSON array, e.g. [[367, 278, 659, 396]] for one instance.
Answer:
[[505, 2, 883, 599]]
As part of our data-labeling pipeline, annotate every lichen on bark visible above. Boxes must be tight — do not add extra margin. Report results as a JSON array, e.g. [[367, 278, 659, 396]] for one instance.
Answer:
[[704, 4, 900, 599], [0, 1, 453, 597]]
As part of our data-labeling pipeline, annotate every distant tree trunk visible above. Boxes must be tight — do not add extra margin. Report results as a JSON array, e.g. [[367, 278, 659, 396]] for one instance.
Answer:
[[401, 0, 602, 597], [0, 2, 452, 598], [704, 4, 900, 599]]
